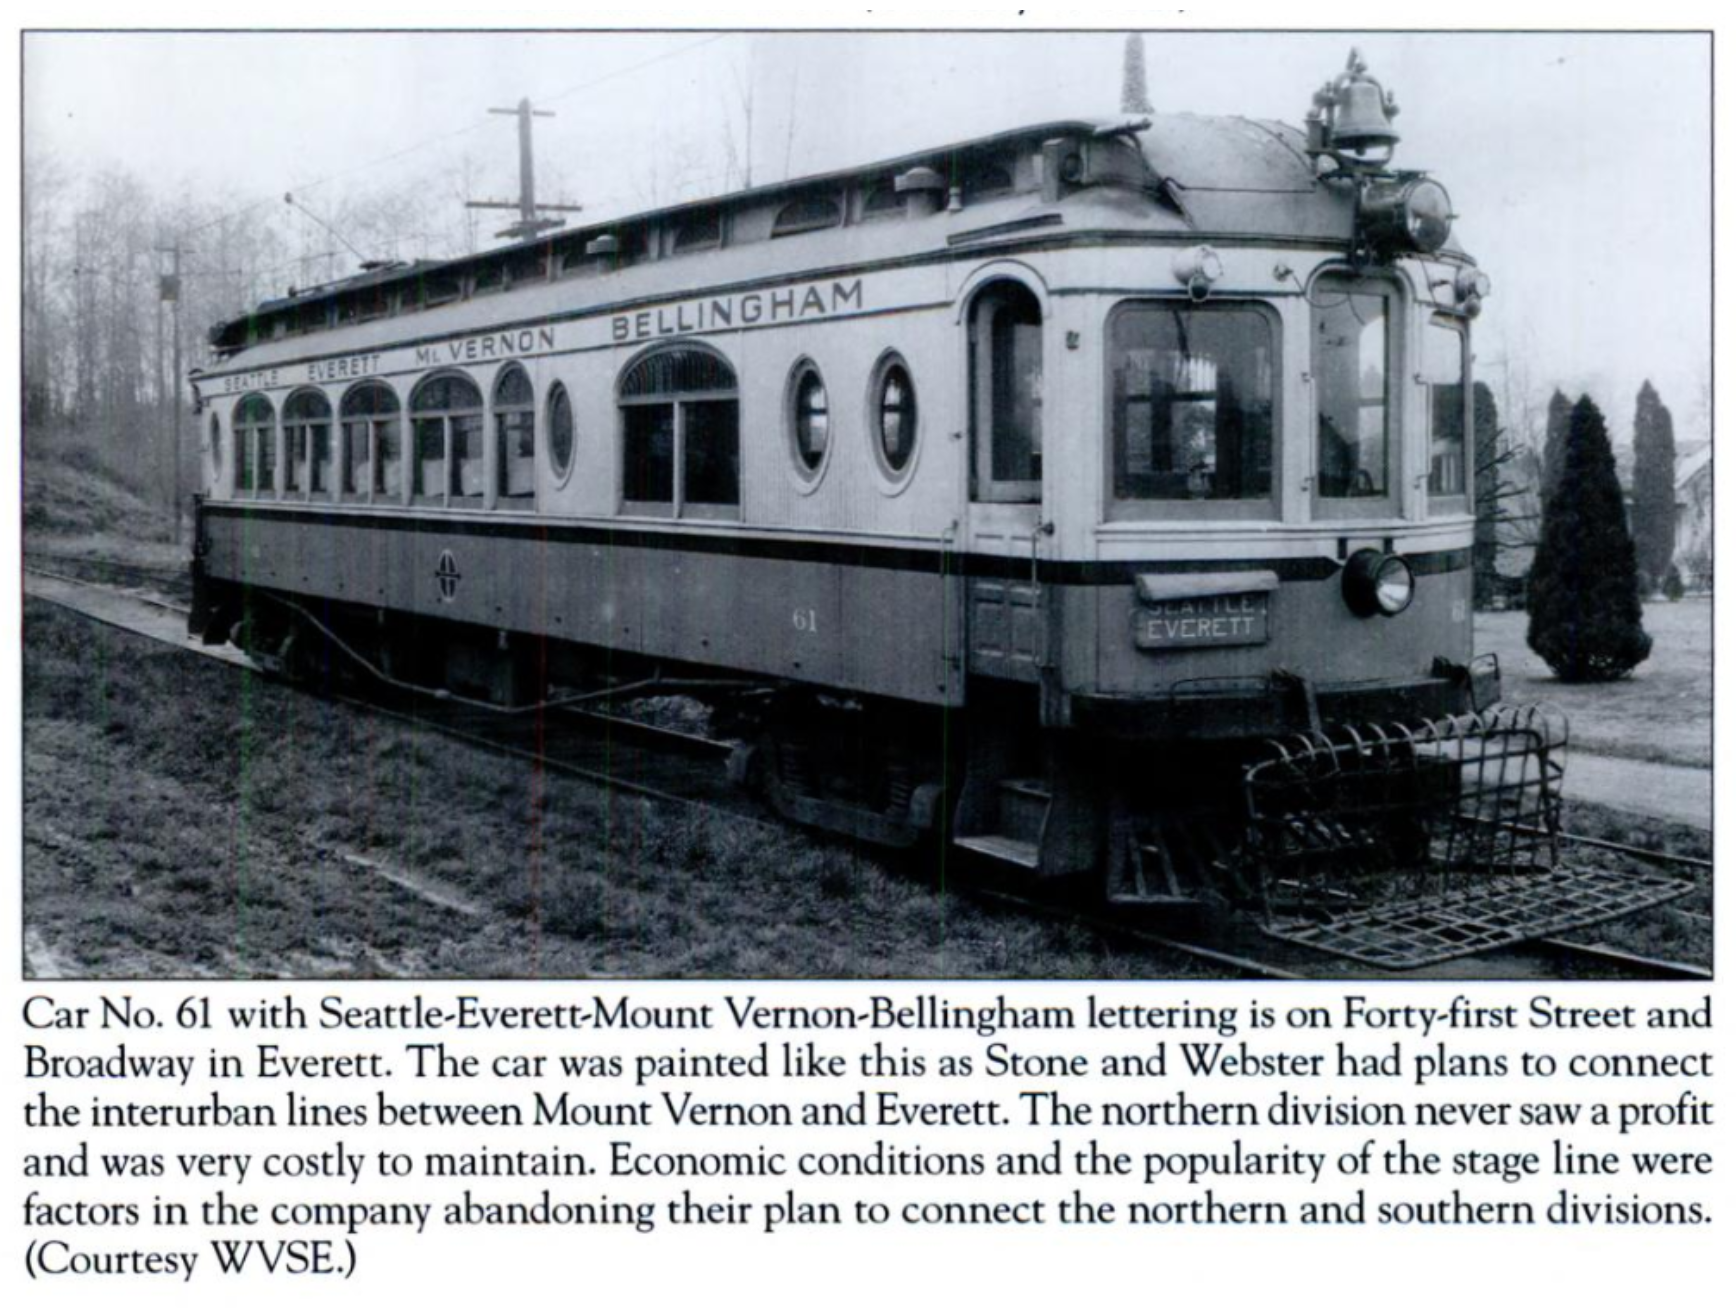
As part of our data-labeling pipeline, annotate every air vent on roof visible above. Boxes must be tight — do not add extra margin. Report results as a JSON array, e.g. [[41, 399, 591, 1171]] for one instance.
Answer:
[[894, 166, 947, 218]]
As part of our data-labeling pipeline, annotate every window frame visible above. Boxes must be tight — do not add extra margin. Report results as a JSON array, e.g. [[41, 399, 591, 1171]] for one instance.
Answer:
[[546, 380, 577, 488], [867, 352, 921, 494], [1103, 298, 1281, 523], [492, 363, 537, 506], [283, 387, 333, 500], [616, 345, 741, 521], [233, 393, 276, 498], [338, 379, 404, 504], [671, 208, 723, 254], [970, 281, 1045, 505], [1425, 314, 1473, 515], [957, 156, 1016, 203], [409, 371, 486, 508], [785, 358, 833, 490], [771, 192, 844, 239], [1310, 271, 1404, 520], [860, 179, 905, 221]]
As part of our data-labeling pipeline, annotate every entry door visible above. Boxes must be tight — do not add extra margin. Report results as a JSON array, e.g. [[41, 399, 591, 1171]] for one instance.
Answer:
[[965, 282, 1049, 682], [970, 282, 1044, 504]]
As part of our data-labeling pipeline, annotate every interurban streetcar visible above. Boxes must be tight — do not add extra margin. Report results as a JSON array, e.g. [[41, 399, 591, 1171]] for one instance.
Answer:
[[187, 51, 1680, 967]]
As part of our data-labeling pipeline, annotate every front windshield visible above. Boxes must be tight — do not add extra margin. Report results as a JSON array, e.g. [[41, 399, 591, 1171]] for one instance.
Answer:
[[1109, 303, 1274, 504], [1313, 279, 1393, 499]]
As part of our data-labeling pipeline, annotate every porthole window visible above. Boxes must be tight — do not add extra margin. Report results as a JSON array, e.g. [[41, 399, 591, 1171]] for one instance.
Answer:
[[547, 382, 576, 483], [493, 364, 535, 503], [788, 362, 830, 479], [871, 356, 919, 482]]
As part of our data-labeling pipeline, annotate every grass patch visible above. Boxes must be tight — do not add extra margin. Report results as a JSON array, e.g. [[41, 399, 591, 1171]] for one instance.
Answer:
[[24, 600, 1212, 981], [1476, 599, 1712, 769]]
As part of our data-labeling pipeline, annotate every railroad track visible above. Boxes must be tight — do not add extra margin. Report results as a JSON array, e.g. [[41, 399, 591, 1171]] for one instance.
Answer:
[[25, 550, 190, 598], [25, 562, 1713, 984]]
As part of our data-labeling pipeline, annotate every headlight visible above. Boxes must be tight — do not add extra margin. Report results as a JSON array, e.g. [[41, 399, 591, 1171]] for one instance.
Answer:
[[1343, 548, 1416, 617], [1360, 177, 1453, 255], [1453, 266, 1492, 318]]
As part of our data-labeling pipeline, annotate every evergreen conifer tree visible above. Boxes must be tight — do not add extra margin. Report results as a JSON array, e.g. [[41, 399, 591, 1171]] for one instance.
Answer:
[[1526, 396, 1652, 681], [1541, 388, 1572, 502], [1630, 380, 1678, 590]]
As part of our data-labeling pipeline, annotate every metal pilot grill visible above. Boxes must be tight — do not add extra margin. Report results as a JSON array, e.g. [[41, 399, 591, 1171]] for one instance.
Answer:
[[1242, 707, 1691, 969]]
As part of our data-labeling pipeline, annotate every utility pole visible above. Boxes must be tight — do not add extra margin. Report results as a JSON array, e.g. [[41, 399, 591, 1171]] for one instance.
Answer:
[[466, 98, 584, 241], [155, 241, 186, 546], [155, 276, 166, 527]]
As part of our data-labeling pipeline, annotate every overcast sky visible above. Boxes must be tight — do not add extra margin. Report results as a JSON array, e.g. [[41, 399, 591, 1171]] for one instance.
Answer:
[[23, 30, 1710, 444]]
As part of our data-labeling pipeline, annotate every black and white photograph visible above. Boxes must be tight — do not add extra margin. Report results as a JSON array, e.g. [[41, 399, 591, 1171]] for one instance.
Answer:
[[18, 28, 1713, 983]]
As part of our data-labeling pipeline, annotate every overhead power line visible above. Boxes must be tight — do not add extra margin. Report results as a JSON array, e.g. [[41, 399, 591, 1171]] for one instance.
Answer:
[[182, 34, 731, 241]]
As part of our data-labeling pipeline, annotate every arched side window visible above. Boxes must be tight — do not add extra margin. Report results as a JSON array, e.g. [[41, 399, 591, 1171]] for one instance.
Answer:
[[284, 389, 333, 497], [339, 381, 402, 499], [547, 382, 576, 484], [234, 393, 275, 495], [493, 364, 536, 503], [410, 373, 484, 504], [772, 193, 842, 238], [618, 346, 739, 519]]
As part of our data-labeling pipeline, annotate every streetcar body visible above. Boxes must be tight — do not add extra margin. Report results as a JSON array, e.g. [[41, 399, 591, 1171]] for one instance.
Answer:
[[192, 58, 1512, 925]]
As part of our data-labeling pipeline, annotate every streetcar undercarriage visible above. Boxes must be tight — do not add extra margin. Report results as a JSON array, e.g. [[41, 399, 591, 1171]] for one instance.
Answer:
[[198, 578, 1693, 971]]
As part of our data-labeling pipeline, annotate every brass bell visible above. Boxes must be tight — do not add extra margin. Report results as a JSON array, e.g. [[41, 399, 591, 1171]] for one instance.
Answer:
[[1331, 77, 1400, 153]]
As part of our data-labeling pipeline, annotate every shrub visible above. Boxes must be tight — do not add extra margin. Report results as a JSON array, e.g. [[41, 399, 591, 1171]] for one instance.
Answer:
[[1526, 396, 1652, 681]]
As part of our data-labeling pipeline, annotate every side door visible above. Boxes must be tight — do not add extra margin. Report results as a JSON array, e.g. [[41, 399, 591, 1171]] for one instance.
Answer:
[[965, 280, 1049, 682]]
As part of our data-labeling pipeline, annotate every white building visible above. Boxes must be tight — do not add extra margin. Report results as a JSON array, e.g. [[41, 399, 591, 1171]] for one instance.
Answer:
[[1675, 441, 1713, 589]]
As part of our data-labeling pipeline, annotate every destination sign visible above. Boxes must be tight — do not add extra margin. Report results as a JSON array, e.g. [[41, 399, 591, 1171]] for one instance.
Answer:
[[195, 272, 886, 405], [1133, 592, 1269, 650], [611, 278, 864, 343], [217, 368, 283, 395], [415, 326, 557, 368]]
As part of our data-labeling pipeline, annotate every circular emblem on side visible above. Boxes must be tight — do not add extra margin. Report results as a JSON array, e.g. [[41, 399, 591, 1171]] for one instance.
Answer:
[[435, 550, 461, 603]]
